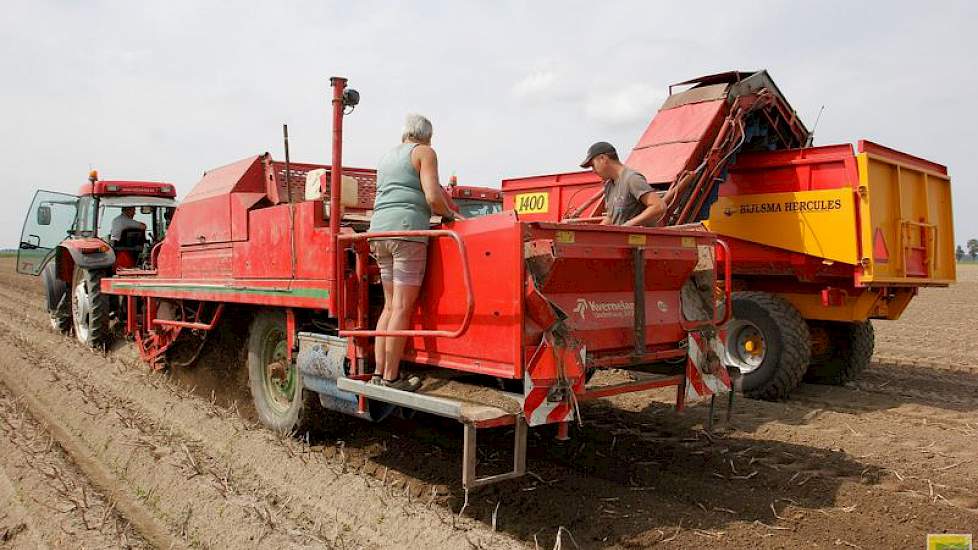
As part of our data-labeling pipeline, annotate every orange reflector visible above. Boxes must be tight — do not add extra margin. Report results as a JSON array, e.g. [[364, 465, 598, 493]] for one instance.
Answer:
[[873, 227, 890, 263]]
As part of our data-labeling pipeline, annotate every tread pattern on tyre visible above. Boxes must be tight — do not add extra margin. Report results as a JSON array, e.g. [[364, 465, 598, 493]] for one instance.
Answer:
[[43, 263, 72, 333], [82, 268, 111, 349], [809, 321, 875, 385], [735, 291, 811, 400]]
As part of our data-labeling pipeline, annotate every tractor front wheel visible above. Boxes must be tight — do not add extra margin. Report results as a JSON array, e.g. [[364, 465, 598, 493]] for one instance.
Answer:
[[805, 321, 875, 385], [71, 267, 110, 348], [725, 291, 810, 400], [247, 311, 310, 433]]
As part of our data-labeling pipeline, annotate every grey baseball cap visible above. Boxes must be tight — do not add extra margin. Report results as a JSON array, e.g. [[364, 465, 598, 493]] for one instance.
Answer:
[[580, 141, 617, 168]]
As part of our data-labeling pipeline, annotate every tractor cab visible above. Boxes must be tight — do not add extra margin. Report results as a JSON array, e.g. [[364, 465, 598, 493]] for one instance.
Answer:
[[18, 170, 177, 345], [443, 179, 503, 219], [18, 172, 178, 275]]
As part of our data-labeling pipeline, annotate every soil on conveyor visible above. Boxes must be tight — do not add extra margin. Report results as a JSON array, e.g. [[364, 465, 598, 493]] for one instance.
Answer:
[[0, 256, 975, 549]]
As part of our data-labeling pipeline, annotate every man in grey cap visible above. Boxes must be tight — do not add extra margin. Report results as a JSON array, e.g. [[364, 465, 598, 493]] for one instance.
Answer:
[[580, 141, 665, 226]]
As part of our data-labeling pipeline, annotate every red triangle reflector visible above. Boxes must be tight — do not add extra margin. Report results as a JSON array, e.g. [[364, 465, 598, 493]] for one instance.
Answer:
[[873, 227, 890, 263]]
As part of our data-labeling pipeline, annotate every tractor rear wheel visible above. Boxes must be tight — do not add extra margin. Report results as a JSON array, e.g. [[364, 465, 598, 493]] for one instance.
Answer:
[[71, 267, 110, 348], [725, 291, 810, 400], [805, 321, 875, 385], [42, 262, 71, 333], [247, 310, 314, 433]]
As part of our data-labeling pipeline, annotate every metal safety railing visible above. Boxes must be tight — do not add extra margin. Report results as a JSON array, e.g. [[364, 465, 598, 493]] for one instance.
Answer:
[[335, 229, 475, 338]]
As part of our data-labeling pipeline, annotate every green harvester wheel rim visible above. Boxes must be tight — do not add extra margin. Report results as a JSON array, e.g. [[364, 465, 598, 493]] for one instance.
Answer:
[[261, 329, 296, 414]]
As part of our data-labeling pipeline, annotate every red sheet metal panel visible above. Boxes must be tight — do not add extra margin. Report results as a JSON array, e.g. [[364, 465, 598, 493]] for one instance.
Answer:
[[502, 170, 602, 222], [405, 212, 524, 378], [627, 142, 705, 185], [232, 204, 293, 279], [176, 156, 265, 245], [720, 144, 858, 196], [524, 223, 704, 353], [626, 99, 727, 184], [294, 201, 332, 280]]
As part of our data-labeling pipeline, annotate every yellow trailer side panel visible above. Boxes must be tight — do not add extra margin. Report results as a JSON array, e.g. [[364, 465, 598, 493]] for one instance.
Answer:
[[856, 152, 955, 285], [704, 188, 858, 264]]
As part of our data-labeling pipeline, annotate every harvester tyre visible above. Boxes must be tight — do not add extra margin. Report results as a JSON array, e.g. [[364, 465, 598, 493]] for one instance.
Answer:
[[42, 261, 71, 333], [247, 311, 316, 434], [70, 267, 111, 349], [727, 291, 810, 400], [805, 321, 875, 385]]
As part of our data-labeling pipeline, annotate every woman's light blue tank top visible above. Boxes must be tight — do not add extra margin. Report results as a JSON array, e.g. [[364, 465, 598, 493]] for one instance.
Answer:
[[368, 143, 431, 242]]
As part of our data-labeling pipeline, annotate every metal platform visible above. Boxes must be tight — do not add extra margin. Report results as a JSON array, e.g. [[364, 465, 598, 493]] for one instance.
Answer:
[[337, 377, 527, 489]]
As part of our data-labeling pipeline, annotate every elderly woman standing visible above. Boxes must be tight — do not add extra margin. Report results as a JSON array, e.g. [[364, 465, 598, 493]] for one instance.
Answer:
[[369, 114, 460, 391]]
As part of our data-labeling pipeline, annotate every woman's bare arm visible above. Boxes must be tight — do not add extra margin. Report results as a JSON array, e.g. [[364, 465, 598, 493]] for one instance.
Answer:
[[413, 145, 462, 218]]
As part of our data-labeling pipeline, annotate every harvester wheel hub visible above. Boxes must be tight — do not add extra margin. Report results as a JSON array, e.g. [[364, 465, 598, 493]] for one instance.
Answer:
[[261, 334, 296, 413], [725, 319, 766, 373]]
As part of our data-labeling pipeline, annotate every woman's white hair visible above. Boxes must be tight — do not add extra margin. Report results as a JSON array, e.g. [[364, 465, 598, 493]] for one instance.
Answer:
[[401, 113, 433, 144]]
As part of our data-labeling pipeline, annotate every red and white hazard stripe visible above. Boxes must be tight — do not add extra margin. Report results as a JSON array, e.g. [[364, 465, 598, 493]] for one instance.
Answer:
[[685, 330, 732, 403], [523, 372, 577, 427]]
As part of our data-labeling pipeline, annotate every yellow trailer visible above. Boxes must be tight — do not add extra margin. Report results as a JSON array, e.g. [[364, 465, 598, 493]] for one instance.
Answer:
[[702, 140, 954, 398]]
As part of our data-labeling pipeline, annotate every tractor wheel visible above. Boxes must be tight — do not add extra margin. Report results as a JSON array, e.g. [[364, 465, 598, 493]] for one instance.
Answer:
[[804, 321, 875, 385], [247, 311, 314, 433], [725, 291, 810, 400], [42, 262, 71, 333], [70, 267, 110, 348]]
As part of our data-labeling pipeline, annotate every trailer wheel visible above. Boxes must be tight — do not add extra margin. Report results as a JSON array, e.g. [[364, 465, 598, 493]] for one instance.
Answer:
[[247, 311, 310, 433], [71, 267, 110, 348], [805, 321, 875, 385], [42, 262, 71, 333], [725, 292, 810, 400]]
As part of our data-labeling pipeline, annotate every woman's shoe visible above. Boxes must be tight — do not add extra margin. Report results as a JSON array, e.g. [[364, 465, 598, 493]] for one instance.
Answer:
[[382, 375, 421, 392]]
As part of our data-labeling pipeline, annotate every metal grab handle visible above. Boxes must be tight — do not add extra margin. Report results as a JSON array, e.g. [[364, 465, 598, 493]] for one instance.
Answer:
[[336, 229, 475, 338]]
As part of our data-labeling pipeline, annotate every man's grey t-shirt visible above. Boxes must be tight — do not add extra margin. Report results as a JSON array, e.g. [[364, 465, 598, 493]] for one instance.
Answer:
[[110, 215, 144, 241], [603, 167, 654, 225]]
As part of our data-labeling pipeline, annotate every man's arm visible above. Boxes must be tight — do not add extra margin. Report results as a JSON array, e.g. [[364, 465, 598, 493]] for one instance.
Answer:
[[623, 191, 666, 227], [623, 172, 665, 227]]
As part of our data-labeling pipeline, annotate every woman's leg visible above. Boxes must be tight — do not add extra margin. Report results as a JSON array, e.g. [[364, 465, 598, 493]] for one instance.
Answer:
[[382, 282, 422, 382], [373, 281, 394, 378]]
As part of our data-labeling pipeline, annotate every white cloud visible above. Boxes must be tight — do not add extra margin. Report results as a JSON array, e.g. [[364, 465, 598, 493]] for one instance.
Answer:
[[584, 83, 665, 127], [510, 70, 558, 102]]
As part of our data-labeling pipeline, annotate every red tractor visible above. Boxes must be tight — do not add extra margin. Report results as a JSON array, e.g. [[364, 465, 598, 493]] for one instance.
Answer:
[[17, 172, 177, 347]]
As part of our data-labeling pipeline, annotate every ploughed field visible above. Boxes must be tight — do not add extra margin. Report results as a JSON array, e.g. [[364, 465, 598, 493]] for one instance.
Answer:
[[0, 255, 975, 549]]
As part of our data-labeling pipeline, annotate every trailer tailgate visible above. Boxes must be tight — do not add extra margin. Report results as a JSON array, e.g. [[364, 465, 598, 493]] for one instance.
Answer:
[[855, 140, 955, 286]]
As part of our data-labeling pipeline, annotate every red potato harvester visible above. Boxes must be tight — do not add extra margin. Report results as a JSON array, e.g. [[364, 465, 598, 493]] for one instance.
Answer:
[[27, 77, 736, 489]]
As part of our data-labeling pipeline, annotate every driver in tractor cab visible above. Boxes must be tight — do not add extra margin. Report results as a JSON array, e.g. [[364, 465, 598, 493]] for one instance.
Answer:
[[580, 141, 666, 227], [110, 206, 146, 269]]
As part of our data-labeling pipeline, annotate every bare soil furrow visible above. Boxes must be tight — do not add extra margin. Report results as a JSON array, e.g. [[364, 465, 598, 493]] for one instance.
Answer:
[[0, 303, 528, 549], [0, 382, 153, 549]]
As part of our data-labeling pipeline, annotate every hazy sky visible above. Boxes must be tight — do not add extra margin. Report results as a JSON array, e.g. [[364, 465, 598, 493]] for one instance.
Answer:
[[2, 1, 976, 248]]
